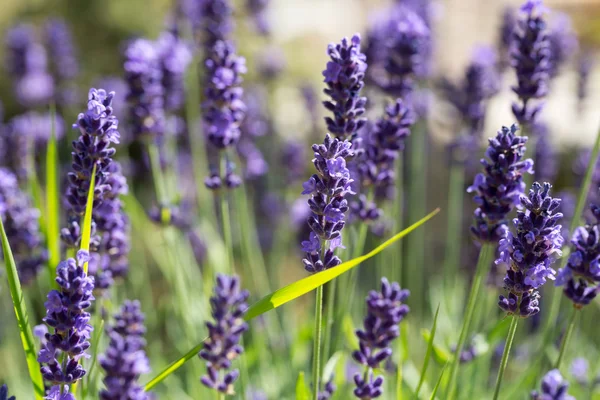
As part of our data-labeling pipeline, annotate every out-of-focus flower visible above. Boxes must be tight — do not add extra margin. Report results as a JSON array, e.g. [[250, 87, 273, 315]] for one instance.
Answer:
[[468, 124, 533, 243], [571, 357, 589, 385], [99, 300, 151, 399], [548, 13, 578, 80], [511, 0, 551, 126], [156, 31, 192, 112], [44, 18, 79, 107], [200, 274, 249, 394], [257, 46, 285, 80], [323, 34, 367, 141], [301, 134, 355, 273], [577, 52, 594, 112], [533, 122, 557, 183], [0, 383, 15, 400], [246, 0, 270, 35], [200, 0, 234, 49], [497, 182, 563, 318], [498, 7, 516, 73], [530, 369, 574, 400], [353, 278, 409, 399], [318, 376, 336, 400], [38, 251, 95, 386], [0, 168, 46, 284]]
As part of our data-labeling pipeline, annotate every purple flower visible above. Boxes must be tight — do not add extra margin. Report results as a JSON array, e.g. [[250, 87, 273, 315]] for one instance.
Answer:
[[301, 135, 354, 273], [45, 385, 76, 400], [498, 7, 516, 73], [533, 122, 557, 183], [548, 13, 578, 79], [577, 52, 594, 111], [468, 124, 534, 243], [352, 278, 409, 398], [38, 251, 95, 385], [200, 274, 249, 395], [44, 18, 79, 107], [511, 0, 551, 126], [322, 34, 367, 141], [156, 31, 192, 112], [0, 384, 15, 400], [124, 39, 165, 142], [530, 369, 574, 400], [0, 168, 46, 284], [556, 203, 600, 307], [99, 300, 151, 400], [497, 182, 564, 318], [200, 0, 234, 50], [318, 376, 336, 400], [246, 0, 271, 35], [571, 358, 589, 384]]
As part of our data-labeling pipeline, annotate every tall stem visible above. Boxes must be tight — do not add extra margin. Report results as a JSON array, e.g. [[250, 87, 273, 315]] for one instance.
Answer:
[[219, 153, 234, 273], [443, 162, 465, 283], [322, 278, 336, 364], [446, 242, 494, 399], [555, 308, 578, 369], [393, 153, 404, 284], [312, 285, 324, 400], [492, 316, 519, 400]]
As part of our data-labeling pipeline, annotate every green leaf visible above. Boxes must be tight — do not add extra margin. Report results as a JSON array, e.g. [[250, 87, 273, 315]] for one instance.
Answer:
[[81, 164, 97, 274], [296, 371, 310, 400], [0, 216, 45, 399], [143, 208, 440, 391], [430, 363, 448, 400], [416, 304, 440, 396], [45, 107, 60, 285], [245, 208, 440, 320], [421, 330, 451, 365]]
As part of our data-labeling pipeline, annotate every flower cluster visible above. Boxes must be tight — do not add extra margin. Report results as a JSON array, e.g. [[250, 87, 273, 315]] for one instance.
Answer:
[[44, 18, 79, 107], [0, 168, 46, 284], [383, 7, 430, 97], [301, 134, 355, 273], [322, 34, 367, 141], [530, 369, 574, 400], [38, 251, 95, 389], [353, 278, 409, 399], [124, 38, 165, 141], [99, 300, 151, 400], [4, 23, 54, 107], [555, 204, 600, 307], [156, 31, 192, 112], [200, 0, 234, 50], [0, 384, 15, 400], [468, 124, 534, 243], [511, 0, 551, 126], [203, 40, 247, 189], [497, 182, 563, 318], [547, 13, 578, 80], [200, 274, 249, 394]]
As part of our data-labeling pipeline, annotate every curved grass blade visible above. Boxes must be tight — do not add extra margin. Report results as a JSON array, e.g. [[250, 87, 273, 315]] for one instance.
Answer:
[[416, 304, 440, 396], [81, 164, 97, 274], [296, 371, 310, 400], [144, 208, 440, 391], [45, 108, 60, 285], [0, 216, 45, 399], [430, 363, 448, 400]]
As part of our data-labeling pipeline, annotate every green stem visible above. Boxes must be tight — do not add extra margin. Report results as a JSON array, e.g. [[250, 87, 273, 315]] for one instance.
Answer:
[[46, 102, 60, 287], [393, 153, 404, 285], [322, 279, 336, 363], [148, 143, 168, 205], [555, 308, 578, 369], [446, 242, 494, 399], [312, 285, 324, 400], [219, 153, 234, 273], [492, 316, 519, 400], [443, 163, 465, 283]]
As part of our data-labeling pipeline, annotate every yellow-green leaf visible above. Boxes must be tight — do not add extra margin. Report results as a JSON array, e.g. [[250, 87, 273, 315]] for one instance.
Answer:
[[416, 304, 440, 396], [45, 107, 60, 285], [0, 216, 45, 399], [296, 371, 310, 400], [81, 164, 97, 274]]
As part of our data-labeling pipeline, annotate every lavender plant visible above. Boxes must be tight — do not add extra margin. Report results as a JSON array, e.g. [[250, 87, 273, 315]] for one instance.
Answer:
[[0, 385, 15, 400], [531, 369, 574, 400]]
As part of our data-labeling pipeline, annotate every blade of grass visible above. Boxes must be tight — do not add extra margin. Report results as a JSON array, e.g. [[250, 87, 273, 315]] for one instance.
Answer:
[[492, 316, 519, 400], [45, 105, 60, 286], [296, 371, 310, 400], [416, 304, 441, 397], [430, 363, 448, 400], [0, 216, 45, 399], [144, 208, 440, 391], [81, 164, 97, 274]]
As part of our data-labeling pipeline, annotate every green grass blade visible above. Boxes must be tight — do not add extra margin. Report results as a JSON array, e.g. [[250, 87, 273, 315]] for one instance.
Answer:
[[45, 109, 60, 285], [416, 304, 441, 396], [430, 363, 448, 400], [0, 216, 45, 399], [143, 208, 440, 391], [81, 164, 97, 273], [296, 371, 310, 400], [245, 208, 440, 320]]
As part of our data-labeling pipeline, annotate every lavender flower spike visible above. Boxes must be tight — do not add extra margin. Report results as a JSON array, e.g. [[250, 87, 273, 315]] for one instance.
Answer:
[[100, 300, 151, 400], [468, 124, 534, 243], [0, 384, 15, 400], [511, 0, 551, 126], [38, 251, 95, 387], [301, 134, 355, 273], [497, 182, 563, 318], [200, 274, 249, 394], [353, 278, 409, 399], [555, 204, 600, 307], [322, 34, 367, 141], [530, 369, 574, 400], [203, 40, 247, 190]]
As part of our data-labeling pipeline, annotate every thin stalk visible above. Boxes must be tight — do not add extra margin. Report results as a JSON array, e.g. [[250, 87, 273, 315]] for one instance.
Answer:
[[46, 103, 60, 287], [555, 308, 578, 369], [148, 142, 168, 205], [322, 279, 336, 363], [392, 154, 404, 285], [443, 162, 465, 283], [312, 285, 325, 400], [446, 242, 495, 399], [219, 153, 234, 273], [492, 316, 519, 400]]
